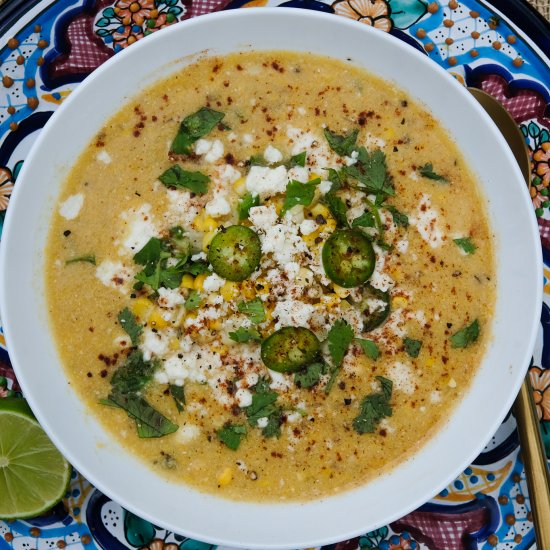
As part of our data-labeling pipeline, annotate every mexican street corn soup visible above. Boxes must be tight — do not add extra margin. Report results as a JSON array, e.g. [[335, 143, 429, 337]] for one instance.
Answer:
[[46, 51, 495, 501]]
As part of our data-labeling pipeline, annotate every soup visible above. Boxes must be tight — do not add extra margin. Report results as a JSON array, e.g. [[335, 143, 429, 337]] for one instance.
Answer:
[[45, 51, 495, 501]]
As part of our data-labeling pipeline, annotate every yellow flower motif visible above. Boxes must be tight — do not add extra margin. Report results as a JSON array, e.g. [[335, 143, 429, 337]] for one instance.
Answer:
[[332, 0, 393, 32]]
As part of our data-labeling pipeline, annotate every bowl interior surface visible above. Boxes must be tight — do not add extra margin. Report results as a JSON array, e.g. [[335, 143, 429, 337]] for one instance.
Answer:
[[0, 8, 542, 549]]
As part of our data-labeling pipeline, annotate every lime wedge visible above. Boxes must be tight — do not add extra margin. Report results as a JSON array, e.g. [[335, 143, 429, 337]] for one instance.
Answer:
[[0, 398, 71, 519]]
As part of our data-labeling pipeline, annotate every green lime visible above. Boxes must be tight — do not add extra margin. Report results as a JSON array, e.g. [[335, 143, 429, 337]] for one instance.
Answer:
[[0, 398, 71, 519]]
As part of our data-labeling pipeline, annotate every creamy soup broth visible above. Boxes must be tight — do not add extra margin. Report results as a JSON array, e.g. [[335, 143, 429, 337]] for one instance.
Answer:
[[46, 51, 495, 501]]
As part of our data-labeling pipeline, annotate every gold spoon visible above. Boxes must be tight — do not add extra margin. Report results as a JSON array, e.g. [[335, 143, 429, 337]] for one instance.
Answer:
[[468, 87, 550, 548]]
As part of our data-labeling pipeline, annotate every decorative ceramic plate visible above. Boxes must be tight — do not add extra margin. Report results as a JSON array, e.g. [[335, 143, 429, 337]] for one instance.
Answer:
[[0, 1, 549, 549]]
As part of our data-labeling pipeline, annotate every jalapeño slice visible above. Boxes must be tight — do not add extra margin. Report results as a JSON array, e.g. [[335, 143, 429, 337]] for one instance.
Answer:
[[261, 327, 320, 373], [358, 283, 391, 332], [207, 225, 261, 282], [322, 229, 375, 288]]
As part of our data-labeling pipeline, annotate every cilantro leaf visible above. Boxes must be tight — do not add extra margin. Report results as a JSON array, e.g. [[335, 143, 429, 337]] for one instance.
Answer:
[[229, 327, 262, 343], [327, 319, 355, 367], [181, 260, 210, 276], [324, 128, 359, 156], [170, 107, 225, 155], [450, 319, 480, 348], [245, 378, 282, 438], [386, 205, 409, 228], [217, 424, 247, 450], [170, 384, 185, 413], [289, 151, 307, 167], [118, 307, 142, 347], [65, 254, 96, 265], [159, 165, 210, 195], [342, 149, 394, 201], [294, 362, 327, 389], [351, 211, 375, 228], [248, 154, 268, 167], [281, 178, 320, 215], [403, 337, 422, 358], [134, 237, 165, 271], [185, 289, 201, 311], [418, 163, 448, 183], [238, 298, 266, 324], [104, 392, 178, 438], [353, 376, 393, 434], [110, 351, 156, 395], [238, 192, 260, 221], [323, 190, 349, 228], [454, 237, 476, 255], [356, 338, 379, 360]]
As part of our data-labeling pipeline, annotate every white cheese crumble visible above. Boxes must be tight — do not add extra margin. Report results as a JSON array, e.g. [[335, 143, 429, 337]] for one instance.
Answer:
[[195, 139, 224, 163], [141, 328, 172, 361], [59, 194, 84, 220], [387, 361, 416, 395], [176, 424, 201, 444], [319, 180, 333, 194], [205, 194, 231, 217], [216, 164, 241, 185], [158, 287, 185, 308], [257, 417, 269, 428], [287, 166, 309, 183], [272, 300, 316, 330], [95, 260, 133, 293], [245, 165, 288, 198], [203, 273, 226, 292], [235, 388, 253, 408], [264, 144, 283, 163], [96, 150, 112, 164], [120, 203, 159, 253], [369, 244, 395, 292], [411, 194, 445, 248], [299, 219, 317, 235]]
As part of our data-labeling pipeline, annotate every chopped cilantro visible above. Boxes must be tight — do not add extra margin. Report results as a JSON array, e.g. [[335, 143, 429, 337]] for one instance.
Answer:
[[217, 424, 247, 450], [450, 319, 480, 348], [454, 237, 476, 255], [170, 107, 224, 155], [237, 298, 266, 324], [65, 255, 96, 265], [356, 338, 379, 360], [353, 376, 393, 434], [110, 351, 156, 395], [294, 362, 327, 389], [418, 163, 448, 183], [245, 377, 282, 438], [103, 392, 178, 438], [322, 190, 349, 228], [327, 319, 355, 367], [248, 154, 268, 167], [281, 178, 320, 215], [185, 289, 201, 310], [159, 165, 210, 195], [351, 211, 375, 228], [237, 192, 260, 221], [289, 151, 307, 167], [324, 128, 359, 157], [386, 205, 409, 228], [403, 337, 422, 358], [170, 384, 185, 413], [117, 307, 142, 347], [229, 326, 262, 343]]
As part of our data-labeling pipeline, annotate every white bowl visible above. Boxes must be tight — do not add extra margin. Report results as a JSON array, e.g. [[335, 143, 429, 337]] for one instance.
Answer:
[[0, 8, 542, 549]]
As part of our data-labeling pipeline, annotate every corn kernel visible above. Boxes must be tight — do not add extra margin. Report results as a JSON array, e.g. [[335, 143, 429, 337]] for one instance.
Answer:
[[180, 274, 195, 289], [131, 297, 152, 320], [322, 293, 341, 309], [295, 268, 314, 286], [169, 337, 180, 351], [392, 296, 408, 309], [233, 177, 246, 195], [390, 267, 403, 280], [310, 203, 330, 219], [240, 280, 256, 300], [218, 467, 233, 486], [194, 273, 207, 291], [193, 213, 218, 232], [309, 173, 321, 181], [333, 284, 351, 298], [202, 230, 217, 252], [149, 310, 169, 329], [425, 357, 435, 368], [325, 218, 337, 231], [209, 319, 222, 331], [212, 343, 229, 355], [302, 230, 322, 248], [220, 281, 238, 302]]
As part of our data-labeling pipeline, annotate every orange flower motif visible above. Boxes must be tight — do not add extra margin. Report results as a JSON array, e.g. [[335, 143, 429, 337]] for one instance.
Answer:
[[332, 0, 392, 32], [0, 168, 14, 211], [533, 142, 550, 187], [114, 0, 155, 26], [529, 366, 550, 421], [112, 24, 145, 49]]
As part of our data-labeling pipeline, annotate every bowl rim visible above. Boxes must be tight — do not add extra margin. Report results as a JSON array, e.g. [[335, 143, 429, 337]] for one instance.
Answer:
[[0, 7, 543, 548]]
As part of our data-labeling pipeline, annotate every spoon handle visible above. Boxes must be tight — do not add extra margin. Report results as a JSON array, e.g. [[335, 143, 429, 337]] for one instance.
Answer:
[[514, 377, 550, 548]]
